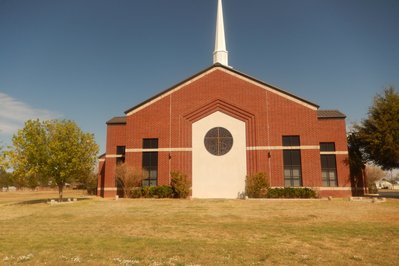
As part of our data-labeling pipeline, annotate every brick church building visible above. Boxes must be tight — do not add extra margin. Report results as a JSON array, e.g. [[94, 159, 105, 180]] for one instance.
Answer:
[[98, 0, 352, 198]]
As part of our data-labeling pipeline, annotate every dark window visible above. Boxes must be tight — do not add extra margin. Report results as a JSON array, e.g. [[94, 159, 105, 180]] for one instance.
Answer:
[[283, 150, 302, 187], [282, 136, 302, 187], [142, 139, 158, 186], [321, 155, 338, 186], [204, 127, 233, 156], [320, 142, 335, 152], [320, 142, 337, 186], [116, 146, 125, 164], [143, 139, 158, 149], [282, 136, 300, 146]]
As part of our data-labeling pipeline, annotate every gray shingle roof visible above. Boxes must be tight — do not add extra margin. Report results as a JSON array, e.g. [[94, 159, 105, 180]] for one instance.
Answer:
[[106, 116, 126, 125], [317, 110, 346, 119]]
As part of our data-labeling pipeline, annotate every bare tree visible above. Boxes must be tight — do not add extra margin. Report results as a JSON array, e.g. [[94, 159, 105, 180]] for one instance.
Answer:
[[365, 165, 385, 193], [115, 163, 143, 198]]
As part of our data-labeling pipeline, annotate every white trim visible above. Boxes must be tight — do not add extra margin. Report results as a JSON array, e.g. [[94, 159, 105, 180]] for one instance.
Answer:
[[126, 66, 317, 116], [320, 151, 348, 155], [99, 159, 105, 162], [270, 186, 352, 191], [125, 148, 192, 153], [247, 145, 319, 151], [101, 187, 117, 191], [105, 154, 123, 158], [246, 146, 348, 155], [219, 68, 318, 110], [316, 187, 352, 191], [109, 147, 347, 154]]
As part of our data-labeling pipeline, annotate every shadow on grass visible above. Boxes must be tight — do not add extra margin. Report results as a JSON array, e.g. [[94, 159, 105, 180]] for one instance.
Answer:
[[378, 191, 399, 199], [15, 197, 91, 205]]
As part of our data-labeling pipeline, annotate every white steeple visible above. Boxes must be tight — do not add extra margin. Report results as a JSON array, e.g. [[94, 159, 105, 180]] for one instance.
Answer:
[[213, 0, 229, 66]]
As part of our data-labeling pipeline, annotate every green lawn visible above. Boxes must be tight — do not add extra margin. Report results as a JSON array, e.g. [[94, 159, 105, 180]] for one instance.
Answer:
[[0, 191, 398, 265]]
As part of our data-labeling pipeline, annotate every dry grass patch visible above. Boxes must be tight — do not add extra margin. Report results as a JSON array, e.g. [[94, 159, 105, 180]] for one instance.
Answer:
[[0, 191, 398, 265]]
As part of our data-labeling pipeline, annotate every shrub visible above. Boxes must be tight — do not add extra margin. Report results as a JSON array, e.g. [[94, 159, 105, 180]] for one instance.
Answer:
[[149, 185, 174, 198], [170, 171, 191, 198], [267, 187, 316, 198], [130, 186, 174, 198], [245, 172, 269, 198], [115, 163, 143, 198], [80, 172, 97, 195], [130, 187, 143, 198], [140, 186, 151, 198]]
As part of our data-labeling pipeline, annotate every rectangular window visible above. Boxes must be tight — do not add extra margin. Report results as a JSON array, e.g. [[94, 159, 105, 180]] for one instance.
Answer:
[[282, 136, 300, 147], [320, 142, 337, 186], [320, 142, 335, 152], [142, 139, 158, 186], [143, 138, 158, 149], [116, 146, 125, 164], [282, 136, 302, 187]]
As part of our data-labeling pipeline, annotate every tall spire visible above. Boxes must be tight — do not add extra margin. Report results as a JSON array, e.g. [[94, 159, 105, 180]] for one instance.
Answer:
[[213, 0, 229, 66]]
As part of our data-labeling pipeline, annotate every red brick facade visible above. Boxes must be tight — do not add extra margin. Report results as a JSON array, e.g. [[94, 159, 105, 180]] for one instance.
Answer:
[[98, 64, 355, 198]]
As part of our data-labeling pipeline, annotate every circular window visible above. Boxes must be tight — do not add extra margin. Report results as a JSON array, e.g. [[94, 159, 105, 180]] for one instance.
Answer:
[[204, 127, 233, 156]]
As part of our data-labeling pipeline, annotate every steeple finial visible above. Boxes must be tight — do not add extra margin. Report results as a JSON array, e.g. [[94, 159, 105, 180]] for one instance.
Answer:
[[213, 0, 229, 66]]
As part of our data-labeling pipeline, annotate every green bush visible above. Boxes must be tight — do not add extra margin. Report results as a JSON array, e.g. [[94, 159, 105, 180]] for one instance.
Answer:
[[130, 187, 143, 198], [170, 171, 191, 198], [149, 185, 174, 198], [245, 172, 269, 198], [267, 187, 316, 198], [140, 187, 151, 198], [130, 186, 174, 198]]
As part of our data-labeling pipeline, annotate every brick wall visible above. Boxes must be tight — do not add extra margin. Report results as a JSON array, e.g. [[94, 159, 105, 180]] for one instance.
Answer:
[[101, 124, 127, 197], [98, 66, 352, 198]]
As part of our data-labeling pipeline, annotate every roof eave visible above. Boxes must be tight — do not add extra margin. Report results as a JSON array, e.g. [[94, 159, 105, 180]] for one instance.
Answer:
[[106, 116, 127, 125], [124, 65, 217, 114], [318, 116, 347, 120]]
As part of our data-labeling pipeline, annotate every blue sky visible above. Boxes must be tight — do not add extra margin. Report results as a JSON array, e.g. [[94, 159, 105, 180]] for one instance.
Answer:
[[0, 0, 398, 154]]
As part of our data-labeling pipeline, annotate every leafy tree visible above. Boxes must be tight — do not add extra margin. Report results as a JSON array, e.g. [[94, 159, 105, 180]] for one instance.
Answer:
[[0, 146, 8, 188], [0, 169, 12, 188], [115, 163, 143, 198], [355, 87, 399, 170], [11, 173, 27, 190], [79, 171, 98, 195], [6, 120, 47, 190], [45, 120, 98, 200], [7, 119, 99, 200], [0, 143, 8, 171]]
